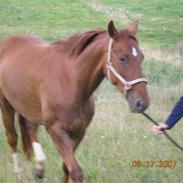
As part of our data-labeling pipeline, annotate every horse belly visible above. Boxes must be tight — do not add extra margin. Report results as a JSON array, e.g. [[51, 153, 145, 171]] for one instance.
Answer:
[[2, 87, 42, 123]]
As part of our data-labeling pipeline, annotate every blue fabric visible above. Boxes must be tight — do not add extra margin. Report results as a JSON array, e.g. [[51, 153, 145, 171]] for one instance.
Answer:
[[165, 96, 183, 129]]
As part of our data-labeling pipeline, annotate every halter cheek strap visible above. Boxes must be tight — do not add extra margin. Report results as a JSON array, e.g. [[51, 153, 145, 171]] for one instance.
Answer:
[[106, 38, 148, 96]]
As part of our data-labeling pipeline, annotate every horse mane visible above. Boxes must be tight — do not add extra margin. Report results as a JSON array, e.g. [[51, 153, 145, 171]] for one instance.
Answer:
[[52, 29, 106, 57]]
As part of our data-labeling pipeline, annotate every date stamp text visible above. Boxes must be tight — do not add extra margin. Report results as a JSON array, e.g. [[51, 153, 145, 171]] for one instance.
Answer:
[[131, 160, 177, 168]]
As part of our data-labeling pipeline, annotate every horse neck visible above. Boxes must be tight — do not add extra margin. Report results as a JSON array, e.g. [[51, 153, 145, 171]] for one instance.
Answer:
[[75, 34, 108, 100]]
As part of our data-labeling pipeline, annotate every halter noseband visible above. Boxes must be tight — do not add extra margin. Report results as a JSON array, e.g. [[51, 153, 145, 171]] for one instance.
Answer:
[[106, 38, 148, 96]]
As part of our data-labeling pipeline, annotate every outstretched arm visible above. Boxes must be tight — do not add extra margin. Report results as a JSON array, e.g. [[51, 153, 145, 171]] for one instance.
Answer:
[[153, 96, 183, 134], [165, 96, 183, 129]]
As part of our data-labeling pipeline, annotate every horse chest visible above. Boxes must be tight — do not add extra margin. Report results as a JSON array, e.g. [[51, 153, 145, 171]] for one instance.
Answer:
[[60, 98, 95, 132], [63, 105, 94, 132], [72, 112, 92, 130]]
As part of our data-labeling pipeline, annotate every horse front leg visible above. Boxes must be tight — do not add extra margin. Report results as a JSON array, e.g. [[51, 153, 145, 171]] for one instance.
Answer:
[[62, 131, 86, 183], [62, 163, 69, 183], [46, 122, 83, 183]]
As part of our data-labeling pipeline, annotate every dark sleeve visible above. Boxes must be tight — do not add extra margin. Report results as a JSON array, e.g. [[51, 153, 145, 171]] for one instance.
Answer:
[[165, 96, 183, 129]]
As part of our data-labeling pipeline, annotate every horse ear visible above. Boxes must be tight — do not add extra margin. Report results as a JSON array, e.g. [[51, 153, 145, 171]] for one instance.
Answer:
[[128, 20, 138, 35], [108, 20, 118, 39]]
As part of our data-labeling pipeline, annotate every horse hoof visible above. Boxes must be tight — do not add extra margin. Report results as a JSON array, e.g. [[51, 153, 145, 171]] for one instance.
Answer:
[[34, 168, 44, 179]]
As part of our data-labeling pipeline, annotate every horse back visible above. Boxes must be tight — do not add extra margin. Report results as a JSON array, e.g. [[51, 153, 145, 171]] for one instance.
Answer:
[[0, 35, 48, 56]]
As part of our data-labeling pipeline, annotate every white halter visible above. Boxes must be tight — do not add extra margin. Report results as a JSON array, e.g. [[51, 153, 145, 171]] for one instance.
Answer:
[[106, 38, 148, 96]]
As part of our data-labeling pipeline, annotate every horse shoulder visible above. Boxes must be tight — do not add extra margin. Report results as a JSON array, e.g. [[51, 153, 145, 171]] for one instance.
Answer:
[[40, 82, 95, 129]]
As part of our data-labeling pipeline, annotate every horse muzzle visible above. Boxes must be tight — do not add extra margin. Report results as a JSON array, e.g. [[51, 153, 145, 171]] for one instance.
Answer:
[[127, 95, 149, 113]]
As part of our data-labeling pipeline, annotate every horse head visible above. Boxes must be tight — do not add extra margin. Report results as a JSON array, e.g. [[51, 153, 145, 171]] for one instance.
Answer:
[[104, 20, 149, 113]]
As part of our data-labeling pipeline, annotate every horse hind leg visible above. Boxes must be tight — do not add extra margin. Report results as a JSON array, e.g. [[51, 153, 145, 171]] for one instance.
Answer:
[[18, 115, 47, 179], [0, 99, 23, 182], [29, 123, 47, 179]]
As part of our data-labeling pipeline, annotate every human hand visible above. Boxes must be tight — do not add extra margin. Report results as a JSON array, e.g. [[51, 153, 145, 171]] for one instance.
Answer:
[[152, 123, 168, 134]]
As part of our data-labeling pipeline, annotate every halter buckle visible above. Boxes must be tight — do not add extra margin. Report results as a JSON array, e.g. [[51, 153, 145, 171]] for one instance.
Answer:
[[125, 83, 132, 90]]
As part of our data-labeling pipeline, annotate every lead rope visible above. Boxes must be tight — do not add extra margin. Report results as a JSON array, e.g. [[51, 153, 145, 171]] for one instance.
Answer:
[[142, 112, 183, 151]]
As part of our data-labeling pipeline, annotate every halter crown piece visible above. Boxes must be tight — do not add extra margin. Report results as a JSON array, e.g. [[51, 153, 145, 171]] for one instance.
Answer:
[[106, 38, 148, 96]]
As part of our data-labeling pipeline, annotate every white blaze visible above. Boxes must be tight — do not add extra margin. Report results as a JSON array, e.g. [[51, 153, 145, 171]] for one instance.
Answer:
[[132, 47, 138, 57]]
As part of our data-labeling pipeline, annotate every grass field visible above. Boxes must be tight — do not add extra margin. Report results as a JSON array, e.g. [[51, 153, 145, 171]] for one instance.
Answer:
[[0, 0, 183, 183]]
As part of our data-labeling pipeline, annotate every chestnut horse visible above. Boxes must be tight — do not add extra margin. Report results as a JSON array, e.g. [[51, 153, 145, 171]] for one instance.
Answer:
[[0, 20, 149, 183]]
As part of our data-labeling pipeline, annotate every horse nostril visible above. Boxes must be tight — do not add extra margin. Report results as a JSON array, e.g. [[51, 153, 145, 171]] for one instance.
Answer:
[[135, 99, 146, 112]]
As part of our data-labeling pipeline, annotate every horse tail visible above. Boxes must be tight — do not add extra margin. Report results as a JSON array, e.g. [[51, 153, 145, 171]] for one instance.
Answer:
[[18, 115, 33, 160]]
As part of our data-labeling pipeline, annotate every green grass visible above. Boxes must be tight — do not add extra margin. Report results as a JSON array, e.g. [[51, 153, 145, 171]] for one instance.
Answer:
[[101, 0, 183, 47], [0, 0, 183, 183], [144, 60, 183, 85], [0, 0, 107, 40]]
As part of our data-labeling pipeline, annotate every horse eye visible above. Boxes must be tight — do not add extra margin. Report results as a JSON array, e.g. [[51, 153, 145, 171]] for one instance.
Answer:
[[119, 56, 127, 63]]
